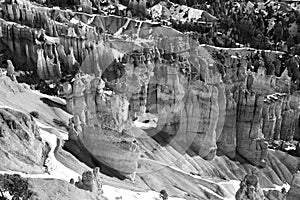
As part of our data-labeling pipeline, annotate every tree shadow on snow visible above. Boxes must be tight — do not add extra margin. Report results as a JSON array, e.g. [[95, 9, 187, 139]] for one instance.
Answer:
[[40, 97, 68, 113]]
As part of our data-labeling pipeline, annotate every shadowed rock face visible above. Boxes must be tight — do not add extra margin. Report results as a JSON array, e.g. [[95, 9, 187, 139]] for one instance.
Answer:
[[236, 90, 268, 167], [287, 172, 300, 200], [217, 90, 236, 159], [235, 174, 265, 200]]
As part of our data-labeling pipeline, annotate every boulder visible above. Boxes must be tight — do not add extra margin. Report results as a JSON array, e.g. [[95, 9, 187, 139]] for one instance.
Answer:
[[75, 167, 103, 196], [235, 174, 265, 200], [264, 189, 287, 200]]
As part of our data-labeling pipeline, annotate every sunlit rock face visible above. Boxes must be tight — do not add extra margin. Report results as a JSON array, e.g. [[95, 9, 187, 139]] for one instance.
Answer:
[[0, 106, 47, 174]]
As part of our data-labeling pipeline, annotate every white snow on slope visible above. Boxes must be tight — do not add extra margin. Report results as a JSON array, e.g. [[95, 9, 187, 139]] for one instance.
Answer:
[[39, 128, 80, 181], [150, 2, 204, 22], [102, 185, 184, 200], [149, 3, 163, 19]]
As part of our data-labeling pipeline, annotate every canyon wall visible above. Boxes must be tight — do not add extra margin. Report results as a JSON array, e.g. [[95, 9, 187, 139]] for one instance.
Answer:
[[1, 0, 300, 179]]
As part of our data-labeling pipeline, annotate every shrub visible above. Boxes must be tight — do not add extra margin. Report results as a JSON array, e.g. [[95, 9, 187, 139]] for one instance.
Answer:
[[53, 118, 67, 128], [0, 174, 33, 200], [29, 111, 40, 119]]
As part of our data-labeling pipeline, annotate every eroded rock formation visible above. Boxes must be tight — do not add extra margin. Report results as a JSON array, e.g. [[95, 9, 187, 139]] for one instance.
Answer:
[[0, 106, 47, 174], [75, 167, 103, 196], [63, 70, 141, 178], [235, 174, 265, 200]]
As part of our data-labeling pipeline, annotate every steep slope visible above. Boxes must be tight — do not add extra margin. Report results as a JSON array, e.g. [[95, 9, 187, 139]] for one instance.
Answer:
[[0, 106, 47, 174]]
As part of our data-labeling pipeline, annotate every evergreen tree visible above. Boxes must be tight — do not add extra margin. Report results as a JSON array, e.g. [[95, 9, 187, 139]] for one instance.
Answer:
[[0, 174, 33, 200]]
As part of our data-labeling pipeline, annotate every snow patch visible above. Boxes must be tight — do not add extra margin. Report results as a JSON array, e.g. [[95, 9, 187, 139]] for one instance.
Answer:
[[149, 4, 163, 19], [170, 4, 204, 22], [102, 185, 185, 200], [39, 128, 80, 182]]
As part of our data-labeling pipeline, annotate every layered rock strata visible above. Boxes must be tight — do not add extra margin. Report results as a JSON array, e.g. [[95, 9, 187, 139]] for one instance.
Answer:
[[0, 0, 181, 80]]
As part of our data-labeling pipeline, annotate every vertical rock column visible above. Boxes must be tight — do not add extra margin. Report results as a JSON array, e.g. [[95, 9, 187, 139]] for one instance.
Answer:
[[262, 102, 276, 142], [72, 74, 87, 133], [280, 97, 297, 141], [62, 81, 74, 114], [175, 81, 219, 160], [236, 90, 268, 167], [217, 91, 237, 159], [273, 99, 283, 140]]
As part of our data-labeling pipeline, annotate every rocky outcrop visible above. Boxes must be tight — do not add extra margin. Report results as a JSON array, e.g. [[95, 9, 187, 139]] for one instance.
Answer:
[[236, 89, 268, 167], [287, 172, 300, 200], [75, 167, 103, 196], [63, 72, 141, 178], [0, 107, 47, 174], [235, 174, 265, 200]]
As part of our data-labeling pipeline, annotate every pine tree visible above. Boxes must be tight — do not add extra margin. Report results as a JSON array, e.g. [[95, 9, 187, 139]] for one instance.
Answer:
[[0, 174, 34, 200]]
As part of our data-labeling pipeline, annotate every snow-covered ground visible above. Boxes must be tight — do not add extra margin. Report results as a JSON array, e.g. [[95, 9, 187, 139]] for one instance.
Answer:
[[149, 2, 205, 22], [39, 128, 80, 181], [263, 183, 290, 192], [102, 185, 185, 200]]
